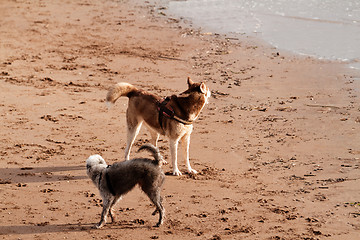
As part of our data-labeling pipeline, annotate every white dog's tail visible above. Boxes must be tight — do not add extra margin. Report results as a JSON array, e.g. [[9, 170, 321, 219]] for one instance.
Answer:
[[137, 144, 163, 166], [106, 82, 138, 106]]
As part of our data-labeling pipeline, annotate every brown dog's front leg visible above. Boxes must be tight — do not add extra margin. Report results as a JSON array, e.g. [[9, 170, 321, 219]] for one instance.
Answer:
[[170, 138, 182, 176]]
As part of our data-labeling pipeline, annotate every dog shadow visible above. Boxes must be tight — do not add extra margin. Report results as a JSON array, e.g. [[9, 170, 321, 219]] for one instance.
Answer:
[[0, 165, 87, 184], [0, 221, 155, 236], [0, 223, 93, 236]]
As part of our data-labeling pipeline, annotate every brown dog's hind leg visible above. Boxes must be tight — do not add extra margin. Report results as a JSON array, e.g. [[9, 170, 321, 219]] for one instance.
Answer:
[[124, 120, 143, 160], [148, 128, 160, 147]]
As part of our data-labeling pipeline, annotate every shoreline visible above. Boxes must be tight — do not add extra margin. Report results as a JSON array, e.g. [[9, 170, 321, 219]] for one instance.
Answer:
[[1, 0, 359, 239], [159, 0, 360, 70], [144, 0, 360, 94]]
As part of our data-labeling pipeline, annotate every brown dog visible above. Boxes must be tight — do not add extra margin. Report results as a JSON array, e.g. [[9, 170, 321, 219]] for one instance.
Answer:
[[106, 78, 211, 175]]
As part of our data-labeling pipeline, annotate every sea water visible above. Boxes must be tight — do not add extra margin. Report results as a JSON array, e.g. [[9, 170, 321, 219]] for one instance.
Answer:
[[166, 0, 360, 69]]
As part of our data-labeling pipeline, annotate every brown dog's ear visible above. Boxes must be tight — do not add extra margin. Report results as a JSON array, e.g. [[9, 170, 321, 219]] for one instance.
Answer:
[[200, 82, 207, 94], [187, 77, 194, 87]]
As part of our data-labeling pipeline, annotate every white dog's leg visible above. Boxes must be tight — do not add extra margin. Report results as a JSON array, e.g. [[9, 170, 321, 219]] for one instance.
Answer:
[[96, 197, 113, 228], [109, 196, 122, 223], [170, 138, 181, 176], [181, 134, 197, 174], [125, 121, 143, 160]]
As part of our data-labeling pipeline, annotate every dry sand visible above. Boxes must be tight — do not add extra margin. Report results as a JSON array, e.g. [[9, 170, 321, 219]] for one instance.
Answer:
[[0, 0, 359, 239]]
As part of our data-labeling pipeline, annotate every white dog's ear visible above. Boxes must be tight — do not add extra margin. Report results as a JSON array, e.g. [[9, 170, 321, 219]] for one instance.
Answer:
[[95, 155, 106, 165], [86, 154, 106, 167]]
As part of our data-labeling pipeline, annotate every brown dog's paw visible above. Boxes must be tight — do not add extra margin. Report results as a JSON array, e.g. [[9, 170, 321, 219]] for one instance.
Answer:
[[172, 169, 182, 176], [187, 168, 198, 175]]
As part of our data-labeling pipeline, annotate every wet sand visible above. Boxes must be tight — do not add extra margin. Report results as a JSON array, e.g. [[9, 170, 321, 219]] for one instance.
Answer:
[[0, 0, 359, 239]]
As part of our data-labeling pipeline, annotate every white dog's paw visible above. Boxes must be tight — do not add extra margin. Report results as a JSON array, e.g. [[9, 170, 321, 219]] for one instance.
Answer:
[[173, 169, 182, 176], [188, 168, 198, 175], [95, 222, 104, 229], [161, 159, 168, 165]]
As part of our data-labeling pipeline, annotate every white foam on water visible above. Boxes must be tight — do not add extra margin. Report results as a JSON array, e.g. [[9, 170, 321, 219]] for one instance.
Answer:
[[167, 0, 360, 69]]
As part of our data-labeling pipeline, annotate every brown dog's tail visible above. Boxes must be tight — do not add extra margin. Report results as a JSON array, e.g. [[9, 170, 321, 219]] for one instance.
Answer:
[[137, 144, 163, 166], [106, 82, 137, 106]]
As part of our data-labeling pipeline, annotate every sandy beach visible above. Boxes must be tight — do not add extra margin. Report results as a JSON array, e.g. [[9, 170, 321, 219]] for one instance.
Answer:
[[0, 0, 359, 239]]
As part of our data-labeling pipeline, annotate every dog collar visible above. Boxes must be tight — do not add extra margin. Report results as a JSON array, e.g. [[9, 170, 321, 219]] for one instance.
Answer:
[[157, 97, 193, 129], [105, 171, 115, 196], [98, 165, 115, 196]]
